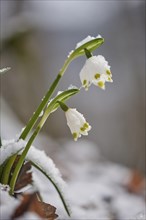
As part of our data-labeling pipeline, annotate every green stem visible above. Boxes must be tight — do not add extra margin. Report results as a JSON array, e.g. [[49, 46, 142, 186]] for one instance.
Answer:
[[9, 126, 40, 194], [57, 101, 69, 112], [84, 48, 92, 59], [3, 65, 66, 187], [19, 74, 61, 140], [19, 54, 74, 140], [10, 88, 79, 195], [1, 155, 17, 184], [0, 160, 8, 181]]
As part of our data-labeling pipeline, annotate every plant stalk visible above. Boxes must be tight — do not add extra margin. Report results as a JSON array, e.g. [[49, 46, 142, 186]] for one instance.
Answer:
[[19, 54, 74, 140]]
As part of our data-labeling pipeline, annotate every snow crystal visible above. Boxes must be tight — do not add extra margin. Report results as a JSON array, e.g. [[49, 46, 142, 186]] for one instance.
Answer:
[[68, 84, 78, 90], [75, 35, 102, 49], [47, 98, 53, 107], [0, 139, 25, 165], [39, 110, 44, 117], [0, 188, 20, 219], [26, 145, 66, 190], [0, 183, 10, 192], [57, 90, 63, 95], [67, 50, 74, 58], [0, 67, 11, 74]]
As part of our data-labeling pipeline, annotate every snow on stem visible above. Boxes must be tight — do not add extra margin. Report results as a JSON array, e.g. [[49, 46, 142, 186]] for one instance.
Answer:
[[0, 140, 70, 215]]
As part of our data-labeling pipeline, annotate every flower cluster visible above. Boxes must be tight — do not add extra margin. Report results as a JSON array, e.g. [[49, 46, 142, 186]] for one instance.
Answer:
[[61, 36, 113, 140]]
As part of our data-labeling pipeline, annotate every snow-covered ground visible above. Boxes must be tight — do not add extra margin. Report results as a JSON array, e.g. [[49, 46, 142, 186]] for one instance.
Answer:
[[0, 137, 145, 220], [32, 140, 145, 219]]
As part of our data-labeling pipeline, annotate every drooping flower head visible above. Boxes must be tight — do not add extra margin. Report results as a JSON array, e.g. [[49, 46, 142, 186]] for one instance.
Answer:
[[80, 55, 113, 90], [65, 108, 91, 141]]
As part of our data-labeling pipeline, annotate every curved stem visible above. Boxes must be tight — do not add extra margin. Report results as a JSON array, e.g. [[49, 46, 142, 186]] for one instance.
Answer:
[[1, 155, 17, 184], [9, 126, 40, 194], [10, 88, 79, 195], [19, 54, 74, 140], [31, 161, 70, 216]]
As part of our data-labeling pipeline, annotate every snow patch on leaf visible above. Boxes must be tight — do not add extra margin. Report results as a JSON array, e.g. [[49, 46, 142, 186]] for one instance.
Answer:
[[75, 35, 102, 49], [0, 139, 66, 191]]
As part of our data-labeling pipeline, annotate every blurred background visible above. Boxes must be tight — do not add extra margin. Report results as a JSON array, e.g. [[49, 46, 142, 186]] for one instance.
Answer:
[[1, 0, 145, 173]]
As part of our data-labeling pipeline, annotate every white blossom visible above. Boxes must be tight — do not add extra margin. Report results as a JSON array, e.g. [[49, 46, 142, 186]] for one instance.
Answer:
[[79, 55, 113, 90], [76, 35, 102, 49], [65, 108, 91, 141]]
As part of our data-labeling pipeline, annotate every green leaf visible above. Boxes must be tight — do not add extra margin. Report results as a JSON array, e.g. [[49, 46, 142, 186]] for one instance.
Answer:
[[50, 89, 80, 113], [0, 149, 23, 183], [30, 161, 71, 217], [0, 67, 11, 74], [71, 37, 104, 58], [0, 150, 71, 216], [45, 88, 79, 115]]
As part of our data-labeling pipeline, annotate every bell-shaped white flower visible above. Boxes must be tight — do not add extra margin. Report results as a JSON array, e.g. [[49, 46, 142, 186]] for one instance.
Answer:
[[80, 55, 113, 90], [65, 108, 91, 141]]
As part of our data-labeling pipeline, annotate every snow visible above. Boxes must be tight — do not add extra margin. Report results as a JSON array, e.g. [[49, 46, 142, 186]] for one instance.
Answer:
[[76, 35, 102, 49], [0, 139, 66, 193], [0, 139, 25, 165], [26, 145, 66, 191], [0, 67, 11, 74], [0, 139, 145, 219], [38, 139, 145, 219], [0, 184, 20, 219], [67, 84, 78, 90], [67, 49, 74, 58], [0, 184, 42, 220], [15, 212, 42, 220], [39, 110, 44, 117]]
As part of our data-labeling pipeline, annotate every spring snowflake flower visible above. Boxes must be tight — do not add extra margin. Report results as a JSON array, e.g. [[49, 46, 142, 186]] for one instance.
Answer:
[[80, 55, 113, 90], [65, 108, 91, 141]]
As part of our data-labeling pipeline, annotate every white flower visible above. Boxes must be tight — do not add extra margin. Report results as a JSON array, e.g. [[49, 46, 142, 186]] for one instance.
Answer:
[[79, 55, 113, 90], [65, 108, 91, 141], [76, 35, 102, 49]]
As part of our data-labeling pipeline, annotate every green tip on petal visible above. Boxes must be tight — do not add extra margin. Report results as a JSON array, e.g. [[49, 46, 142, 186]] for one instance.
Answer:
[[106, 70, 111, 76], [80, 127, 86, 132], [84, 123, 89, 128], [94, 73, 101, 79], [108, 76, 113, 82], [73, 132, 78, 141], [83, 79, 87, 86], [98, 81, 105, 89], [80, 123, 89, 132]]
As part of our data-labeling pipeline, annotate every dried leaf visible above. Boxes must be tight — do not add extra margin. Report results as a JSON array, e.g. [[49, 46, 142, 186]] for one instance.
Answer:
[[12, 193, 58, 220], [11, 156, 32, 191], [126, 170, 145, 193], [15, 161, 32, 191], [38, 201, 58, 220]]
